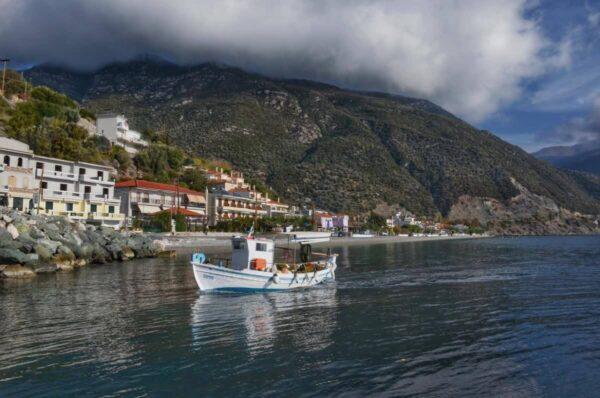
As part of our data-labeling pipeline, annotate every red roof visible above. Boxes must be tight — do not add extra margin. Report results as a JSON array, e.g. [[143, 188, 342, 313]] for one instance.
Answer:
[[151, 207, 204, 217], [115, 180, 203, 195]]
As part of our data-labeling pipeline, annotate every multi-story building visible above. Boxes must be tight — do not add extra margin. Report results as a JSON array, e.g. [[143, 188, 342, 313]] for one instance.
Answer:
[[0, 137, 124, 228], [265, 198, 291, 218], [207, 187, 268, 226], [96, 114, 148, 154], [204, 168, 251, 192], [115, 180, 207, 222], [314, 211, 334, 230], [0, 137, 37, 211], [332, 214, 349, 232]]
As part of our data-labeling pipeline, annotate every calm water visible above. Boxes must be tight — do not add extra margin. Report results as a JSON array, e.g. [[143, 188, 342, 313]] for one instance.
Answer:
[[1, 236, 600, 397]]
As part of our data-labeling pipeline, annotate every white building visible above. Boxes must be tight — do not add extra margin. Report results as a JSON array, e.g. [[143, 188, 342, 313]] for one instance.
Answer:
[[0, 137, 124, 228], [115, 180, 207, 223], [96, 114, 148, 154], [0, 137, 37, 211]]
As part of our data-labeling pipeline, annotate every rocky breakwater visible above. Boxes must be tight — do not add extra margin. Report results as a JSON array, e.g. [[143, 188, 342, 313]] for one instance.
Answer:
[[0, 209, 160, 279]]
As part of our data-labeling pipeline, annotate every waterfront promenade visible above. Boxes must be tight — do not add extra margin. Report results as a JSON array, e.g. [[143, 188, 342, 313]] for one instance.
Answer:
[[152, 232, 481, 249]]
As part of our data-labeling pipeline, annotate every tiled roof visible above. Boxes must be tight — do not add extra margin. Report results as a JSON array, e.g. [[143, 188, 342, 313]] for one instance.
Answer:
[[115, 180, 203, 195]]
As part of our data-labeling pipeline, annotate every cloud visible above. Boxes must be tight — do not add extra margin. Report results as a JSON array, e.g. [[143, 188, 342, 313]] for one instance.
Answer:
[[542, 96, 600, 145], [0, 0, 567, 121]]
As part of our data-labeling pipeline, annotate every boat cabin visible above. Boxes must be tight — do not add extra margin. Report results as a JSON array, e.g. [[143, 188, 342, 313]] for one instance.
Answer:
[[231, 237, 274, 271]]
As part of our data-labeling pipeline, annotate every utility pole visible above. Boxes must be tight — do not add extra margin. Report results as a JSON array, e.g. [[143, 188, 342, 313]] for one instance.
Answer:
[[0, 58, 10, 96], [21, 72, 27, 99]]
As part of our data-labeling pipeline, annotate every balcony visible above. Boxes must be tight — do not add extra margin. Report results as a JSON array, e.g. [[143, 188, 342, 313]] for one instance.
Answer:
[[36, 168, 76, 180], [84, 193, 121, 204], [78, 174, 115, 185], [87, 212, 125, 220], [43, 189, 83, 201]]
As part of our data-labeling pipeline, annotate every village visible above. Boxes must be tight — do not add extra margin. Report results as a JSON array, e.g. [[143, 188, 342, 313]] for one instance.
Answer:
[[0, 111, 478, 238]]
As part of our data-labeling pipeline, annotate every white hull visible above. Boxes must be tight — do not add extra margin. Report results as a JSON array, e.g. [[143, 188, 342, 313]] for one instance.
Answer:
[[192, 262, 336, 291]]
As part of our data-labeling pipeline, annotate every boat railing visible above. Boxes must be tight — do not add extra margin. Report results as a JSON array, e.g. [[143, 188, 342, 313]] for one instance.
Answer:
[[207, 256, 232, 268]]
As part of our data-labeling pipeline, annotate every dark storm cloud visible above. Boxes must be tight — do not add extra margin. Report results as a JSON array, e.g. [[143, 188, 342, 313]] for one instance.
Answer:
[[0, 0, 569, 121]]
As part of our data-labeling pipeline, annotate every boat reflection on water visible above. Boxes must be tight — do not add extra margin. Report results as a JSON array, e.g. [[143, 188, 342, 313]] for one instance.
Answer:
[[191, 287, 339, 356]]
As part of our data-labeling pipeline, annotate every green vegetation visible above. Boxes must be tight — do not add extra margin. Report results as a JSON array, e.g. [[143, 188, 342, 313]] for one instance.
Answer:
[[25, 59, 600, 219], [148, 211, 188, 232], [213, 216, 311, 233], [363, 212, 387, 232]]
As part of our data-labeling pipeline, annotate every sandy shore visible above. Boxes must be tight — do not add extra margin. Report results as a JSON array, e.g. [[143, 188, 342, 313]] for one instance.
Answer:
[[154, 233, 484, 250]]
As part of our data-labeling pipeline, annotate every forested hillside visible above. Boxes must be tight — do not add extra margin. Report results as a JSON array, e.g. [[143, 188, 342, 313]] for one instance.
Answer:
[[25, 60, 600, 220]]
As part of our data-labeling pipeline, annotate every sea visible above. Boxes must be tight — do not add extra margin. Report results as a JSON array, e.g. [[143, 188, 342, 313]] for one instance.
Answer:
[[1, 236, 600, 397]]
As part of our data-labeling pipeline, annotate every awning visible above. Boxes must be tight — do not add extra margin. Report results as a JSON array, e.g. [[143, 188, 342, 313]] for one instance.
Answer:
[[133, 203, 162, 214], [152, 207, 204, 217], [186, 194, 206, 204]]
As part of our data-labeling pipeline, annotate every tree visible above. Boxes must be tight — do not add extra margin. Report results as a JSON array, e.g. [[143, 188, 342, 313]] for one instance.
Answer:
[[180, 168, 208, 192], [364, 212, 387, 232]]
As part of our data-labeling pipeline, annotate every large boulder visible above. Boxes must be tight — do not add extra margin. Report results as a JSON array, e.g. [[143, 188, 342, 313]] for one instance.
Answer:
[[91, 243, 111, 263], [23, 253, 39, 266], [34, 243, 54, 262], [6, 223, 19, 239], [1, 264, 35, 278], [121, 246, 135, 261], [0, 248, 27, 264], [16, 232, 37, 253], [37, 239, 60, 254], [56, 245, 76, 262], [105, 243, 123, 261], [29, 227, 46, 239], [52, 256, 74, 271]]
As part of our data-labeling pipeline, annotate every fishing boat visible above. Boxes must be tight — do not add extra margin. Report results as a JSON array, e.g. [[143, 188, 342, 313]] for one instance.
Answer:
[[191, 235, 338, 291]]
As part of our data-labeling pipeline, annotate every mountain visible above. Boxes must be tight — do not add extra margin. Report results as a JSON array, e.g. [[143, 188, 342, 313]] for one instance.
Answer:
[[533, 141, 600, 175], [25, 60, 600, 229]]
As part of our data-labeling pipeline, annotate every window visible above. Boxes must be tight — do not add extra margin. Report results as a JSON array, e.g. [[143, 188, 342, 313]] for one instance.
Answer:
[[17, 158, 23, 167], [12, 197, 23, 210], [3, 156, 9, 166], [103, 188, 109, 196], [84, 186, 91, 193], [79, 168, 86, 175], [256, 243, 268, 252], [90, 204, 97, 213], [66, 203, 73, 212], [60, 183, 67, 191], [108, 206, 115, 214], [55, 165, 62, 172], [233, 240, 246, 250], [36, 162, 43, 169], [45, 201, 54, 210], [97, 171, 104, 179], [41, 181, 47, 189]]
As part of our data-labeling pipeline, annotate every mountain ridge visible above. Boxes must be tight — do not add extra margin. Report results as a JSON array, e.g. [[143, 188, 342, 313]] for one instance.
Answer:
[[24, 60, 600, 225], [533, 140, 600, 175]]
